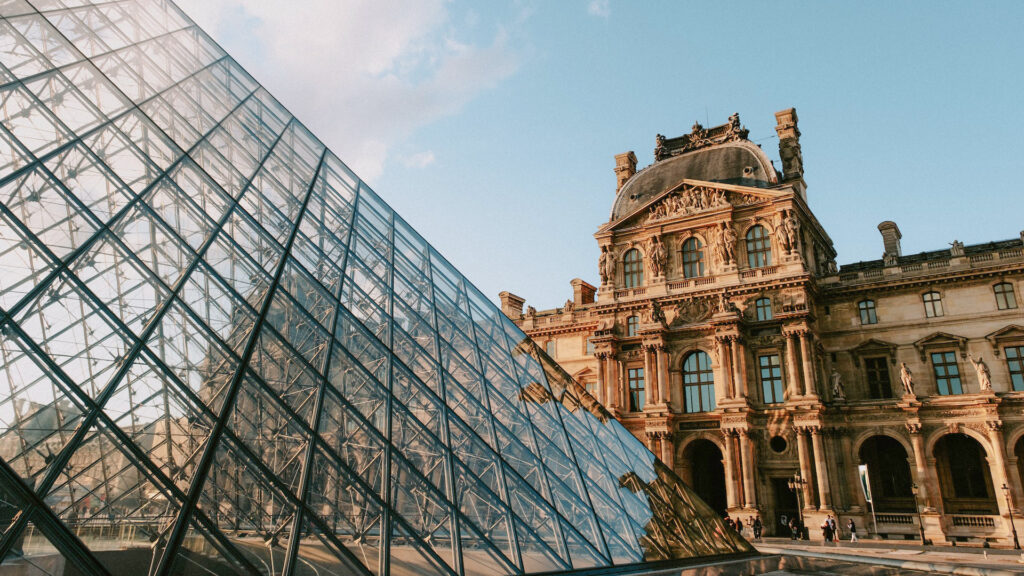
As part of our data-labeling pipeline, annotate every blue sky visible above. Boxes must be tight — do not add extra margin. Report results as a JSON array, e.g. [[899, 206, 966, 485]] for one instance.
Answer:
[[180, 1, 1024, 310]]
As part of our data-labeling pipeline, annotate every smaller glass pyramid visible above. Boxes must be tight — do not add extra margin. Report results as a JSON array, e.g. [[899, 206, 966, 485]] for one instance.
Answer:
[[0, 1, 752, 574]]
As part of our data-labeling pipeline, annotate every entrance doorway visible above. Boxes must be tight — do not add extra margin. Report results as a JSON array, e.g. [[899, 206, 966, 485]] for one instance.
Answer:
[[772, 477, 799, 536], [679, 439, 727, 516]]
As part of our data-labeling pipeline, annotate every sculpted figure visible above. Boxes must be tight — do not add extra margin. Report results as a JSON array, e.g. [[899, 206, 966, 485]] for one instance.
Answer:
[[775, 212, 791, 253], [900, 362, 915, 396], [830, 369, 845, 401], [598, 247, 611, 284], [601, 246, 616, 286], [563, 299, 575, 313], [968, 353, 992, 391], [525, 306, 536, 318], [646, 235, 667, 277], [785, 210, 801, 253], [720, 222, 737, 265]]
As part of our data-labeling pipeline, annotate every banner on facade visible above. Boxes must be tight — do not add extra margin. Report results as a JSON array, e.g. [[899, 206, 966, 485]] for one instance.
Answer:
[[858, 464, 872, 502]]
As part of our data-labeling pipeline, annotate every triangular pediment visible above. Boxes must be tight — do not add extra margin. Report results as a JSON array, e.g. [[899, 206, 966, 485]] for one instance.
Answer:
[[913, 331, 968, 360], [850, 338, 898, 361], [600, 178, 787, 233], [986, 325, 1024, 348]]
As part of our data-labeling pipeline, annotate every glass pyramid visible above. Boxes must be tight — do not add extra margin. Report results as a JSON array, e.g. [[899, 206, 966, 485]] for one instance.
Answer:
[[0, 1, 751, 574]]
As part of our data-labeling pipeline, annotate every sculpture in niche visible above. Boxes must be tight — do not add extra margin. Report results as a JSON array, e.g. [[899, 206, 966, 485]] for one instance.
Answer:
[[967, 353, 992, 391], [645, 235, 667, 277], [599, 245, 615, 286], [720, 222, 737, 265], [900, 362, 915, 396], [774, 211, 791, 253], [830, 369, 845, 401]]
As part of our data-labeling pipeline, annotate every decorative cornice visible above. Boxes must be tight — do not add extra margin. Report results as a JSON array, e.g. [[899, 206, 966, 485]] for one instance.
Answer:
[[654, 113, 749, 161]]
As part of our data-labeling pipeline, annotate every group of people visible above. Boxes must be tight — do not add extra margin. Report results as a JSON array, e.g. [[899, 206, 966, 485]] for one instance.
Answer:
[[724, 515, 763, 541], [820, 515, 858, 544]]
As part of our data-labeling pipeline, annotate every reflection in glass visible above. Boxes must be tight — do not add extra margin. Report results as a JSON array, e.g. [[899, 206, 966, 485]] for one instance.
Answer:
[[0, 2, 751, 574]]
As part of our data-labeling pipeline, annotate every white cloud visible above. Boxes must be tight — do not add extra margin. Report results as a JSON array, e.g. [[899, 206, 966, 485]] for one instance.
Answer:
[[174, 0, 521, 182], [402, 150, 436, 169], [587, 0, 610, 18]]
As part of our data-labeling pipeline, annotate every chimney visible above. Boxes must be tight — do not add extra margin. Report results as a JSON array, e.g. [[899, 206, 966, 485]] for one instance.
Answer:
[[878, 221, 902, 265], [614, 151, 637, 193], [498, 291, 526, 319], [570, 278, 596, 306], [774, 108, 805, 192]]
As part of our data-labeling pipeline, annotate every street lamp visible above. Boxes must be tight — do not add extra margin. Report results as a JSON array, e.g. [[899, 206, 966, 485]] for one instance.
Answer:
[[788, 473, 808, 540], [911, 483, 928, 545], [1003, 483, 1021, 550]]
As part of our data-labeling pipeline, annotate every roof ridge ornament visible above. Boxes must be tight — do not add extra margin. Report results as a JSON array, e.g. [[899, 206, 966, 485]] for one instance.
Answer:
[[654, 113, 749, 161]]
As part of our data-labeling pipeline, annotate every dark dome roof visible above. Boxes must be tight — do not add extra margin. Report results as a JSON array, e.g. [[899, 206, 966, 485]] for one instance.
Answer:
[[610, 140, 778, 221]]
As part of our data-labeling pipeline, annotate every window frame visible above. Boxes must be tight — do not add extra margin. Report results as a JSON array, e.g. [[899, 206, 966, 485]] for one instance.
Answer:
[[1005, 345, 1024, 391], [858, 299, 878, 325], [994, 282, 1018, 310], [745, 225, 772, 269], [930, 350, 963, 395], [864, 356, 893, 399], [682, 351, 716, 413], [923, 291, 943, 318], [755, 297, 773, 321], [759, 353, 785, 404], [545, 340, 556, 358], [626, 315, 639, 337], [627, 366, 645, 412], [623, 248, 644, 288], [681, 236, 705, 279]]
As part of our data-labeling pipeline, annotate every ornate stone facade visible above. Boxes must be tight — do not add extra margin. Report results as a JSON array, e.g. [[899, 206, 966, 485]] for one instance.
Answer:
[[500, 109, 1024, 545]]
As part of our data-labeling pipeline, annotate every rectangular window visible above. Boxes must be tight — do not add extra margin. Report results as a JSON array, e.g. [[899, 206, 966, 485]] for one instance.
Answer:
[[1006, 346, 1024, 391], [923, 292, 943, 318], [755, 298, 773, 321], [626, 316, 639, 337], [931, 351, 962, 395], [627, 367, 645, 411], [759, 354, 784, 404], [995, 283, 1018, 310], [586, 338, 595, 355], [859, 300, 877, 325], [546, 340, 555, 358], [864, 357, 892, 399]]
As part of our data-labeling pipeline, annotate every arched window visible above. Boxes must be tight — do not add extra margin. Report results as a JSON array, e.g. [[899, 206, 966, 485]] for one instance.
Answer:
[[934, 434, 997, 514], [745, 225, 772, 269], [755, 297, 772, 321], [623, 248, 643, 288], [858, 299, 877, 324], [859, 436, 914, 512], [923, 291, 943, 318], [995, 282, 1017, 310], [681, 237, 705, 278], [682, 351, 715, 413], [626, 315, 639, 337]]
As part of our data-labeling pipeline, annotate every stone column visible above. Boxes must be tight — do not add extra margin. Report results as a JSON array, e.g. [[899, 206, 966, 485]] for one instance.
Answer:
[[595, 352, 607, 405], [796, 428, 815, 508], [987, 422, 1015, 516], [607, 356, 620, 411], [810, 427, 832, 509], [643, 346, 657, 408], [739, 430, 757, 509], [907, 424, 933, 510], [717, 338, 734, 399], [800, 332, 817, 396], [722, 432, 739, 509], [656, 345, 669, 405], [785, 333, 801, 398], [660, 433, 674, 468], [731, 338, 748, 398]]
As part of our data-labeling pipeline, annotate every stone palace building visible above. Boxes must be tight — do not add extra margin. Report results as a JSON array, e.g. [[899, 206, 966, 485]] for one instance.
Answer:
[[499, 109, 1024, 544]]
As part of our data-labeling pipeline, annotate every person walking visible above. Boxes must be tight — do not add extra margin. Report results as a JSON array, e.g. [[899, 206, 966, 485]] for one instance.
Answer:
[[734, 517, 743, 537], [752, 516, 763, 541], [847, 519, 858, 543], [789, 517, 799, 540]]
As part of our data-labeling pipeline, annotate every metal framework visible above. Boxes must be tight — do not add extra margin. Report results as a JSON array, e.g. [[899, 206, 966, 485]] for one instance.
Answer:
[[0, 1, 751, 575]]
